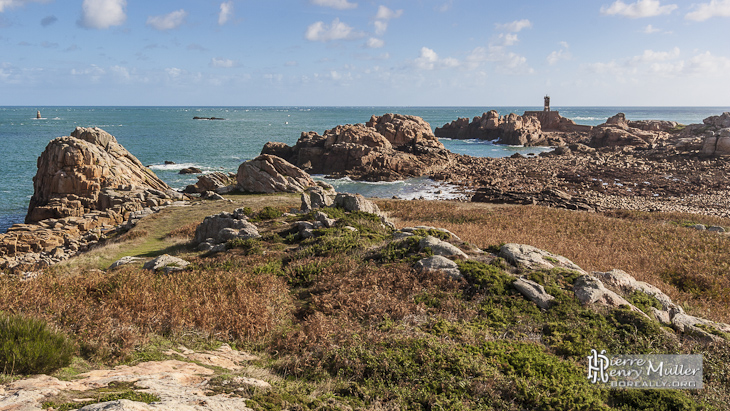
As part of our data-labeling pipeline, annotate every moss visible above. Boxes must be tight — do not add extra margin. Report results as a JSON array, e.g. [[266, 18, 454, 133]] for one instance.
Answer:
[[43, 390, 160, 411], [411, 228, 451, 241], [250, 206, 284, 222], [456, 260, 514, 295], [626, 290, 663, 315], [227, 238, 262, 255], [695, 323, 730, 340], [379, 236, 425, 263]]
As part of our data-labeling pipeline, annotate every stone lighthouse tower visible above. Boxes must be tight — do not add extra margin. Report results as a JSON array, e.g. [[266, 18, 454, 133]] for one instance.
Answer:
[[544, 95, 551, 112]]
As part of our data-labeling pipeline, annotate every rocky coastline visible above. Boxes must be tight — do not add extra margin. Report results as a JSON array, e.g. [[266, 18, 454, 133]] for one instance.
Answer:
[[3, 111, 730, 274]]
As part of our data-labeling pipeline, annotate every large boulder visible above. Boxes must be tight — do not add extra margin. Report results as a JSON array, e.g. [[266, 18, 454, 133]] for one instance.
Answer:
[[26, 127, 172, 224], [194, 210, 259, 244], [236, 154, 316, 193], [260, 114, 452, 181], [183, 172, 236, 194], [589, 113, 667, 148], [435, 110, 548, 146]]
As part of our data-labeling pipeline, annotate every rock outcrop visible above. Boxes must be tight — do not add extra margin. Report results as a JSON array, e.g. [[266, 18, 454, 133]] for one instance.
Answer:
[[194, 209, 260, 246], [261, 114, 452, 181], [26, 127, 172, 224], [589, 113, 670, 148], [688, 112, 730, 156], [237, 154, 316, 193], [435, 110, 546, 146], [0, 127, 188, 274], [183, 171, 237, 194]]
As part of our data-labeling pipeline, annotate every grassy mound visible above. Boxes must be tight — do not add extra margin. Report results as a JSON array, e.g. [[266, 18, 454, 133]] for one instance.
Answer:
[[1, 196, 729, 409]]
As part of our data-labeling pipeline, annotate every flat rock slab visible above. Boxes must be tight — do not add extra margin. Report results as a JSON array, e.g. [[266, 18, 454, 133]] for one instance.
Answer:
[[1, 345, 263, 411], [142, 254, 190, 274], [108, 256, 144, 270], [499, 243, 586, 273], [513, 278, 555, 310], [414, 255, 462, 279], [419, 236, 468, 259]]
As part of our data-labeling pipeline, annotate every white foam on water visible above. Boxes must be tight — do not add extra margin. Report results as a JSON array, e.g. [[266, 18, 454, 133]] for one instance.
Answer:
[[148, 162, 201, 171]]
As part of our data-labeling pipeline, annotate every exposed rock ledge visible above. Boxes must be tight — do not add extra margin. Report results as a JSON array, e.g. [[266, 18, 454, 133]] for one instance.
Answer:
[[261, 113, 453, 181], [0, 127, 188, 274]]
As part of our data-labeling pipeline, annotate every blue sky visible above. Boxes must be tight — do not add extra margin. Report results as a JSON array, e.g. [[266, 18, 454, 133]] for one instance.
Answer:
[[0, 0, 729, 106]]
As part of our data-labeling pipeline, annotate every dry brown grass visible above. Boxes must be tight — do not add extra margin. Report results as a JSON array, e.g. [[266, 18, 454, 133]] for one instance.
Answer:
[[377, 199, 730, 324], [0, 253, 292, 362]]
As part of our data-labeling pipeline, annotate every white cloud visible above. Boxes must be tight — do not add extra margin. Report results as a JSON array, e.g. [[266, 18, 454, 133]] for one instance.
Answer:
[[497, 33, 519, 46], [600, 0, 677, 18], [218, 1, 234, 25], [414, 47, 460, 70], [211, 57, 235, 68], [147, 9, 187, 31], [375, 5, 403, 20], [366, 37, 384, 48], [496, 19, 532, 32], [372, 6, 402, 36], [437, 0, 454, 12], [643, 24, 660, 33], [305, 18, 363, 42], [415, 47, 439, 70], [686, 0, 730, 21], [629, 47, 680, 65], [110, 65, 131, 81], [684, 51, 730, 74], [583, 49, 730, 79], [310, 0, 357, 10], [165, 67, 184, 78], [547, 50, 572, 65], [0, 0, 48, 13], [374, 20, 387, 36], [465, 45, 534, 75], [71, 64, 106, 82], [78, 0, 126, 29]]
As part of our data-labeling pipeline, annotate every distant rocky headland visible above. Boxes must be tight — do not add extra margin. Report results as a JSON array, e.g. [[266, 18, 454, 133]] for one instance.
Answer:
[[2, 110, 730, 274]]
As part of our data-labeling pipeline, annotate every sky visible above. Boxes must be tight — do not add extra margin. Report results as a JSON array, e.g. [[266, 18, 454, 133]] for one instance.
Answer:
[[0, 0, 729, 106]]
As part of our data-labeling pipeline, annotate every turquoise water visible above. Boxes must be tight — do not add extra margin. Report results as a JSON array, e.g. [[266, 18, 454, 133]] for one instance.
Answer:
[[1, 106, 728, 233]]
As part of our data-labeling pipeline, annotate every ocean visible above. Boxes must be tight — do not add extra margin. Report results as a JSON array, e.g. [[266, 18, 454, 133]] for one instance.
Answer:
[[1, 106, 728, 234]]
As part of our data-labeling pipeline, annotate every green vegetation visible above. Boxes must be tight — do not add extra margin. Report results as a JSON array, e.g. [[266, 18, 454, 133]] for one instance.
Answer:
[[2, 196, 729, 409], [44, 389, 160, 411], [0, 311, 75, 375]]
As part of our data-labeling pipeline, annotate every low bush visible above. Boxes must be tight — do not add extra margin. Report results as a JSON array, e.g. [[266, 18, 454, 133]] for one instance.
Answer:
[[0, 311, 75, 375]]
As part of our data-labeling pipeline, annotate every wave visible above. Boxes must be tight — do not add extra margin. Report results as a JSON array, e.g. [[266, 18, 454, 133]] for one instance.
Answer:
[[148, 162, 201, 171], [571, 116, 605, 121]]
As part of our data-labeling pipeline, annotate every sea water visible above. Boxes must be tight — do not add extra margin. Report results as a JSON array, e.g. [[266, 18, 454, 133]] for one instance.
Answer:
[[1, 106, 728, 233]]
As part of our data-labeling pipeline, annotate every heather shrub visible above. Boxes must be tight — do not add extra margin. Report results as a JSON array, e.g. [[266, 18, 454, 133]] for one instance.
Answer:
[[0, 312, 75, 375]]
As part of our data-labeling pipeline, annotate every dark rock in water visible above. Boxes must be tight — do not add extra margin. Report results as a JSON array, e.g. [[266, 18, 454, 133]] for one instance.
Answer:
[[179, 167, 202, 174], [164, 160, 176, 165], [510, 153, 525, 159], [193, 116, 225, 120]]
